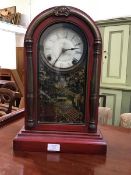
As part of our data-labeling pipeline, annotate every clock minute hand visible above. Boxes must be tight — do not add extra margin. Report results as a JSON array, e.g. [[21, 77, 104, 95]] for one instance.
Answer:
[[52, 48, 65, 66], [63, 47, 79, 51]]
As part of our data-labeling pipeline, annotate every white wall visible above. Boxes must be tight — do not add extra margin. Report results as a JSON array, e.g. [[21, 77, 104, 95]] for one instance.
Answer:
[[0, 21, 26, 68], [0, 30, 16, 69], [0, 0, 131, 27], [30, 0, 131, 22]]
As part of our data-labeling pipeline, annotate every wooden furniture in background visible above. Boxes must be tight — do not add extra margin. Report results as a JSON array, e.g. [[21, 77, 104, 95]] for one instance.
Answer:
[[0, 88, 17, 116], [0, 118, 131, 174], [0, 80, 24, 126], [97, 17, 131, 126], [11, 69, 24, 97], [0, 68, 12, 80], [9, 69, 24, 108], [0, 69, 24, 97], [0, 80, 22, 115], [2, 81, 21, 106], [16, 47, 24, 84], [0, 68, 24, 109], [0, 109, 24, 127]]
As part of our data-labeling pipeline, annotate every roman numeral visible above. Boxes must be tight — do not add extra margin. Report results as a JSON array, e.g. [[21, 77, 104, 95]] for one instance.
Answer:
[[65, 31, 68, 38], [75, 42, 81, 46], [71, 35, 75, 40], [72, 58, 78, 65], [75, 51, 82, 54]]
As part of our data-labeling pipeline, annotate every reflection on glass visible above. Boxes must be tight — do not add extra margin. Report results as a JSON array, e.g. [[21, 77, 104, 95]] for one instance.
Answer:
[[37, 23, 87, 124], [38, 63, 87, 124]]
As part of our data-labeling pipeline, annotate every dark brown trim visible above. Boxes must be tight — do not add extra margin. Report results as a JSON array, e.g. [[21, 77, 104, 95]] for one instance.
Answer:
[[0, 108, 25, 128]]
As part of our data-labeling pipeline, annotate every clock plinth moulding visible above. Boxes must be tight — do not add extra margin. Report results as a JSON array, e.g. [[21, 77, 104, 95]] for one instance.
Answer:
[[13, 6, 107, 154]]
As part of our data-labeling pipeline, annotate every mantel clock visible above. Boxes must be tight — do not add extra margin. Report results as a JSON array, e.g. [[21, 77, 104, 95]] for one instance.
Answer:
[[13, 6, 107, 154]]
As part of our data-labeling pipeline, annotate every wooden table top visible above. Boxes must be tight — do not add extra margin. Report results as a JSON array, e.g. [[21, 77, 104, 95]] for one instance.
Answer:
[[0, 118, 131, 175]]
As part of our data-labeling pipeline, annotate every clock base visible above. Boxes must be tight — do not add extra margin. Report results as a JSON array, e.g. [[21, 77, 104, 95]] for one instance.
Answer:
[[13, 128, 107, 154]]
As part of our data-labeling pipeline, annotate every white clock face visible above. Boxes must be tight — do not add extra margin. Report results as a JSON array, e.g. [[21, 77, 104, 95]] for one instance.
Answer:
[[39, 23, 87, 72]]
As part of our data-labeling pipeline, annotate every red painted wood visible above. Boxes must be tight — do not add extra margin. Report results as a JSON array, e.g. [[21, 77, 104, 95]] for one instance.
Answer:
[[33, 123, 87, 132], [13, 127, 107, 154]]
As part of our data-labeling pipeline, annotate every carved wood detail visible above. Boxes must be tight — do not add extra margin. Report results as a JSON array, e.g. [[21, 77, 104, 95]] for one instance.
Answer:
[[89, 39, 102, 132], [53, 6, 70, 16], [24, 39, 35, 128]]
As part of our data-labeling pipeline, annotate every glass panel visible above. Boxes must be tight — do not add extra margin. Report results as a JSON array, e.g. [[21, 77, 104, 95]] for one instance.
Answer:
[[37, 23, 88, 124]]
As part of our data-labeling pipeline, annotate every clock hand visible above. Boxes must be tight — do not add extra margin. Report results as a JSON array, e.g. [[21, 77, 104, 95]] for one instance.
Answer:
[[63, 48, 79, 51], [52, 48, 65, 66], [52, 48, 79, 66]]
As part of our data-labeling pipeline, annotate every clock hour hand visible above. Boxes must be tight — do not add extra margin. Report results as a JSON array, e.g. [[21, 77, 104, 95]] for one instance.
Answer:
[[52, 48, 79, 66]]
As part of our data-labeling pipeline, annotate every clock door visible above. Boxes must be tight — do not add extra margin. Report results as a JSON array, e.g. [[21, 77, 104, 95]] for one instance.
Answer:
[[31, 18, 95, 132], [37, 22, 88, 126]]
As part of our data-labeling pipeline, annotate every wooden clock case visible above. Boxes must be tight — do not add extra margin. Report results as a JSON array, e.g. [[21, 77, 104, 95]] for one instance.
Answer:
[[13, 6, 107, 154]]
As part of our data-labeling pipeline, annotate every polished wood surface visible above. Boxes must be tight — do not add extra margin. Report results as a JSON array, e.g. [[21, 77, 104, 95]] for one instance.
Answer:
[[0, 118, 131, 175]]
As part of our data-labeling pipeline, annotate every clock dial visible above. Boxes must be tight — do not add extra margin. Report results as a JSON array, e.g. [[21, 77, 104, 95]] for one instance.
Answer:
[[39, 23, 87, 72]]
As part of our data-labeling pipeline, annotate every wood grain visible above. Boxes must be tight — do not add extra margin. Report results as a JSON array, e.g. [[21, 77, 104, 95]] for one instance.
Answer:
[[0, 119, 131, 175]]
